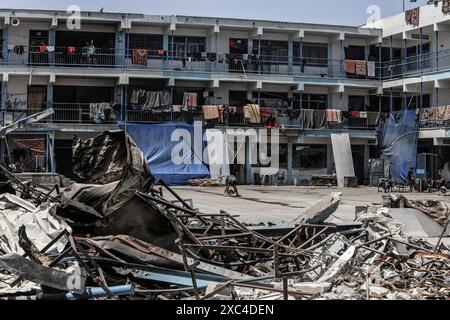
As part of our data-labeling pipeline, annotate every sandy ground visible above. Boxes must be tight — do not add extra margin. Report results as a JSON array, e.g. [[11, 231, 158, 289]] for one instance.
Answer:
[[167, 186, 450, 245]]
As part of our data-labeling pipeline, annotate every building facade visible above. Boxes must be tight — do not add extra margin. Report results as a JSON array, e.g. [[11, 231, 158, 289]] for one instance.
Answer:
[[0, 2, 449, 184]]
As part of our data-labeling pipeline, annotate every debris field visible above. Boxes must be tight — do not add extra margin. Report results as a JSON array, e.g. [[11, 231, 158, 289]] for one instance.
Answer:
[[0, 131, 448, 301]]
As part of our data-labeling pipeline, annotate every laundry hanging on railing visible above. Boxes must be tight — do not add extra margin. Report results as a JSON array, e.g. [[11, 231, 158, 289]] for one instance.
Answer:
[[8, 45, 24, 55], [367, 61, 376, 77], [244, 104, 261, 124], [89, 103, 110, 123], [132, 49, 149, 65], [344, 59, 356, 74], [420, 106, 450, 126], [405, 7, 420, 27], [326, 109, 342, 124], [183, 93, 198, 109], [202, 105, 220, 120], [443, 0, 450, 14], [130, 89, 171, 112], [345, 59, 369, 76], [436, 106, 446, 124], [355, 60, 367, 76]]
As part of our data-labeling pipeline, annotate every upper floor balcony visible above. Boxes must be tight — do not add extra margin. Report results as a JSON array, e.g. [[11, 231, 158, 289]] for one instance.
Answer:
[[0, 46, 381, 80], [381, 49, 450, 80]]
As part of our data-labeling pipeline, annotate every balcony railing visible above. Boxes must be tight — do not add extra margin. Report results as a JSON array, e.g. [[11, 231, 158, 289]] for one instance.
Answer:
[[380, 49, 450, 79], [6, 45, 450, 80], [0, 46, 380, 79], [0, 104, 382, 131]]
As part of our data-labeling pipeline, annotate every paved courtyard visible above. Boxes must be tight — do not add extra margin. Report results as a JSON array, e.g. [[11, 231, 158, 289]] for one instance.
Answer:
[[170, 186, 450, 226]]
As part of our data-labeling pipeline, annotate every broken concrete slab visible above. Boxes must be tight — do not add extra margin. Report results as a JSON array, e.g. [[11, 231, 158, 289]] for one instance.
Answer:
[[389, 208, 444, 238], [0, 254, 86, 294], [292, 282, 332, 295], [290, 192, 341, 225]]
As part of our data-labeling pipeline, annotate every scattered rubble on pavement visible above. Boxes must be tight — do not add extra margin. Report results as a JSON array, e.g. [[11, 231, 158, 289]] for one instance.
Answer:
[[0, 131, 448, 301]]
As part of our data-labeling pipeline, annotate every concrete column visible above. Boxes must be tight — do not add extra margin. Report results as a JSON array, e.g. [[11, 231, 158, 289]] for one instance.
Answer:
[[287, 142, 293, 185], [364, 144, 370, 185], [1, 80, 8, 108], [390, 36, 393, 79], [288, 38, 293, 74], [435, 87, 439, 107], [378, 42, 382, 81], [3, 26, 8, 64], [163, 32, 169, 51], [340, 39, 345, 77], [248, 38, 254, 56], [436, 30, 439, 70], [205, 33, 211, 52], [390, 88, 393, 113], [403, 38, 407, 75], [49, 132, 56, 174], [364, 44, 369, 79], [247, 91, 253, 103], [288, 91, 293, 110], [47, 83, 53, 121], [49, 29, 55, 65], [327, 144, 334, 174], [116, 29, 126, 67]]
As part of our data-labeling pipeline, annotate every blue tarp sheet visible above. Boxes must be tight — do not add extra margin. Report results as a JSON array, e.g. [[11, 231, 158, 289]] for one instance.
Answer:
[[379, 109, 419, 183], [119, 123, 210, 185]]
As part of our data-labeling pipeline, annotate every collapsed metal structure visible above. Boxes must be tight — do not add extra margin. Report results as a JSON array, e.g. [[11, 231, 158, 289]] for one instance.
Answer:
[[0, 131, 449, 300]]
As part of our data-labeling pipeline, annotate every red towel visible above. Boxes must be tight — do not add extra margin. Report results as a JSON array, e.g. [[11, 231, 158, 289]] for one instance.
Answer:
[[67, 46, 76, 53]]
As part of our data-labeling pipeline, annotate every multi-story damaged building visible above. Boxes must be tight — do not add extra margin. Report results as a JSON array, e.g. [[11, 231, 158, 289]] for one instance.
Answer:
[[0, 2, 449, 184]]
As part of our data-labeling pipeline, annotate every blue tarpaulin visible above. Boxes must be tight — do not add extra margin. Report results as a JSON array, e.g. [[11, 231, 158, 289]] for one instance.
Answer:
[[118, 123, 210, 185], [379, 109, 419, 183]]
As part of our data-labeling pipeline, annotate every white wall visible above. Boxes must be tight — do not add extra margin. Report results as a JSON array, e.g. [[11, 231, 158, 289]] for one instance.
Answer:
[[8, 22, 50, 46], [364, 2, 450, 38]]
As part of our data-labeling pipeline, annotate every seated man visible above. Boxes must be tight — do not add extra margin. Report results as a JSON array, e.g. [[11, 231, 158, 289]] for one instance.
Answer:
[[224, 175, 240, 197]]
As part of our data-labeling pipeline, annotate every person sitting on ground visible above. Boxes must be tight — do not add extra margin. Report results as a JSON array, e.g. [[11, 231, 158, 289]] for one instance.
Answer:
[[224, 175, 240, 197]]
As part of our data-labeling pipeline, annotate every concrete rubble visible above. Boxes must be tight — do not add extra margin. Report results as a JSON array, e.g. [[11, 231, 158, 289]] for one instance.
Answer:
[[0, 131, 448, 301]]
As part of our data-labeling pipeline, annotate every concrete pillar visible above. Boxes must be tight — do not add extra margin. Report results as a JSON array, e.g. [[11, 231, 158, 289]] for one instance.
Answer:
[[205, 33, 211, 52], [435, 87, 439, 107], [49, 132, 56, 174], [2, 26, 8, 65], [288, 91, 293, 110], [163, 32, 169, 51], [1, 80, 8, 108], [49, 29, 55, 65], [364, 144, 370, 185], [47, 83, 53, 121], [436, 30, 439, 70], [116, 29, 126, 67], [287, 142, 293, 185], [247, 91, 253, 103], [340, 39, 345, 77], [248, 37, 254, 55], [288, 38, 293, 74], [327, 143, 334, 174]]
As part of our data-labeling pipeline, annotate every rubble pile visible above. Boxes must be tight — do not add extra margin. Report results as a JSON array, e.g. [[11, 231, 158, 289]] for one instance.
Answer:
[[0, 131, 449, 301]]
